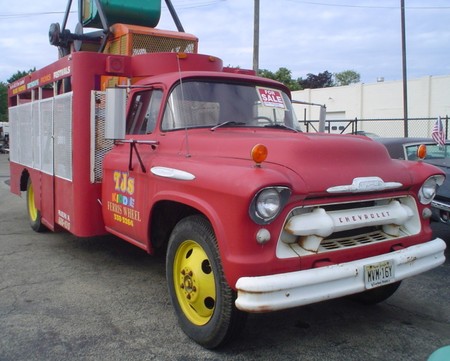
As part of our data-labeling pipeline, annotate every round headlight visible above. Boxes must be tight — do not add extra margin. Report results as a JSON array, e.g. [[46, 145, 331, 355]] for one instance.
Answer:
[[419, 175, 445, 205], [256, 189, 281, 219], [249, 187, 291, 224]]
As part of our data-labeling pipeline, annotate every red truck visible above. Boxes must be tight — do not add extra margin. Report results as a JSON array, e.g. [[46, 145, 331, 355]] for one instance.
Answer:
[[7, 0, 446, 349]]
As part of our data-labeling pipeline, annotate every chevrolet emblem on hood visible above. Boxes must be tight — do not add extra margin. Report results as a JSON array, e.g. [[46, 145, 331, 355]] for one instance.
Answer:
[[327, 177, 403, 194]]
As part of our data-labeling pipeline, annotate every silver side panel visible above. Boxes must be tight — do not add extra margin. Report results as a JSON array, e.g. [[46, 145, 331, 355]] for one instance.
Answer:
[[9, 93, 73, 181], [54, 94, 73, 180]]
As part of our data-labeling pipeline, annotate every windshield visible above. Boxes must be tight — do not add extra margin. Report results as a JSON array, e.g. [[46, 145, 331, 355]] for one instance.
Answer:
[[161, 81, 300, 131]]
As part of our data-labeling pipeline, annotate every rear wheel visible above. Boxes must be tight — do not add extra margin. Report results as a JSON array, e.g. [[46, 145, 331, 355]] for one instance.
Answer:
[[166, 215, 247, 349], [26, 179, 46, 232], [350, 281, 401, 305]]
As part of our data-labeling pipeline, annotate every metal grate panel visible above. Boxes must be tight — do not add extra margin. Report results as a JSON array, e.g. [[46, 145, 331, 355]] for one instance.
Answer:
[[91, 91, 114, 183], [132, 34, 196, 54], [40, 99, 54, 175], [8, 106, 19, 163], [106, 33, 197, 56], [54, 93, 73, 181], [10, 103, 33, 167], [32, 102, 41, 169], [108, 35, 128, 55], [9, 94, 72, 178]]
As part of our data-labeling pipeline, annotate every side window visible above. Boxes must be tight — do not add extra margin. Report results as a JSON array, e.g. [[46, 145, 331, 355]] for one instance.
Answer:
[[126, 89, 163, 135]]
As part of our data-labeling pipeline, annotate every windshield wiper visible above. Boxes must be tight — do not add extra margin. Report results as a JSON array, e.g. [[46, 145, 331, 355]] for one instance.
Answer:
[[210, 121, 246, 131], [263, 124, 299, 132]]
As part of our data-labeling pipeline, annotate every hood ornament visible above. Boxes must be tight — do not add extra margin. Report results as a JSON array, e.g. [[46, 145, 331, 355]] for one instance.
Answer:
[[327, 176, 402, 194]]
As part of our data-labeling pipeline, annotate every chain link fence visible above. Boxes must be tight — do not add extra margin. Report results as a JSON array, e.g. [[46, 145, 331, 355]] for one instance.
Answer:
[[302, 116, 449, 139]]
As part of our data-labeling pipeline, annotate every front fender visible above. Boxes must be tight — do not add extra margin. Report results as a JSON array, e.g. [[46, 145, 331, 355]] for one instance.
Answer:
[[148, 159, 304, 288]]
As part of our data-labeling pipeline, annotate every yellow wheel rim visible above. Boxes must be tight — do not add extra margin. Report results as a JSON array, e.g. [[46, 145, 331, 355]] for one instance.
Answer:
[[27, 183, 38, 222], [173, 240, 216, 326]]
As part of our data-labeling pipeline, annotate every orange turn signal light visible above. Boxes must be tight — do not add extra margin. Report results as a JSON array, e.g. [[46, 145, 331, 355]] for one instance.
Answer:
[[251, 144, 268, 165], [177, 52, 188, 59], [417, 144, 427, 160]]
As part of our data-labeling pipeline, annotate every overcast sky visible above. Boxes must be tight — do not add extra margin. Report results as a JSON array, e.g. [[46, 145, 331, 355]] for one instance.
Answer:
[[1, 0, 449, 84]]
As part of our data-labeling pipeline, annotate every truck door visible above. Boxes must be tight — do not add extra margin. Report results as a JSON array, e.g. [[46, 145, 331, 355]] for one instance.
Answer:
[[103, 88, 163, 248]]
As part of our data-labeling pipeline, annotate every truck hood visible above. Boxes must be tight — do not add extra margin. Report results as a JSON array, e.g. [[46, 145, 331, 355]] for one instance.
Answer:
[[179, 129, 416, 196]]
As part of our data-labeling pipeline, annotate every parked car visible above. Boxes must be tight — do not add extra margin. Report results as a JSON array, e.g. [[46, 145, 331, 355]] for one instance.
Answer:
[[0, 130, 9, 154], [375, 137, 450, 225], [354, 130, 380, 138]]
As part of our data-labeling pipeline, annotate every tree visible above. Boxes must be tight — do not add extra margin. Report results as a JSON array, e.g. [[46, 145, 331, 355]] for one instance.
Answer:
[[258, 68, 277, 81], [298, 71, 334, 89], [0, 68, 36, 122], [0, 82, 7, 122], [334, 70, 361, 86], [258, 67, 301, 91], [7, 68, 36, 84]]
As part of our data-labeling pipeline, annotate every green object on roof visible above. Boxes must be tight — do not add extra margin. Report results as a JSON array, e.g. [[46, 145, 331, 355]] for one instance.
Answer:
[[82, 0, 161, 29]]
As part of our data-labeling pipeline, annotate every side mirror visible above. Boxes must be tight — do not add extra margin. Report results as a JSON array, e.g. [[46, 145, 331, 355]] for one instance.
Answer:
[[105, 88, 126, 140]]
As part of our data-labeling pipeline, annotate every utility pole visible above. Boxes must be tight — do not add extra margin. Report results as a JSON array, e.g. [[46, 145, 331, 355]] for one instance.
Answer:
[[401, 0, 408, 137], [253, 0, 260, 73]]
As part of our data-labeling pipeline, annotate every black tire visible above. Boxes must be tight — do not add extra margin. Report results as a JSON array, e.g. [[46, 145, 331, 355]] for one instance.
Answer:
[[350, 281, 401, 305], [166, 215, 247, 349], [26, 178, 47, 232]]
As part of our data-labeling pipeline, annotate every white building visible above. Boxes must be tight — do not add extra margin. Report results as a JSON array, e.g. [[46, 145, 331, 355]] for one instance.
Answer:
[[292, 75, 450, 137]]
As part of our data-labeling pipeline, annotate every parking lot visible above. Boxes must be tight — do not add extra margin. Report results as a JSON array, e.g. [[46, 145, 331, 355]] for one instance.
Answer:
[[0, 152, 449, 361]]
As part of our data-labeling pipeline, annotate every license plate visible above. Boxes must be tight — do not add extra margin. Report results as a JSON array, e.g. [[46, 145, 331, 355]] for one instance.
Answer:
[[364, 260, 395, 289]]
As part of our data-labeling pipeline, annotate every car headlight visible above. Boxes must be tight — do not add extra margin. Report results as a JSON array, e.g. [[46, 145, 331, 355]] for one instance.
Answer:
[[250, 187, 291, 224], [419, 175, 445, 204]]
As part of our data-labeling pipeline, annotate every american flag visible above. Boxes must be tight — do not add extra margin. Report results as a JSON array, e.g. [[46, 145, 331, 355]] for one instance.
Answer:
[[432, 117, 446, 146]]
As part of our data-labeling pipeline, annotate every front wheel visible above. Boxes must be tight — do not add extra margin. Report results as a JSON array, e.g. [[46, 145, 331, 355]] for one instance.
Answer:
[[166, 215, 247, 349], [26, 178, 46, 232]]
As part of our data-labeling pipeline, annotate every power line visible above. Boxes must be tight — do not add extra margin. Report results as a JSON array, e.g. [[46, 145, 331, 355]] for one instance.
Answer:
[[0, 1, 224, 19], [162, 0, 223, 10], [0, 11, 76, 19], [2, 0, 448, 20], [286, 0, 450, 10]]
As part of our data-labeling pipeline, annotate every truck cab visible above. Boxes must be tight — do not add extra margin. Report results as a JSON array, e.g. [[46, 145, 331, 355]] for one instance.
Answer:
[[101, 61, 446, 348]]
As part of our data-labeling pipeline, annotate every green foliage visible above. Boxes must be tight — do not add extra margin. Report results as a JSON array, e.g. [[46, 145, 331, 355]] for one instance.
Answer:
[[0, 68, 36, 122], [0, 82, 7, 122], [259, 67, 361, 91], [298, 71, 334, 89], [7, 68, 36, 84], [334, 70, 361, 86], [258, 67, 301, 91]]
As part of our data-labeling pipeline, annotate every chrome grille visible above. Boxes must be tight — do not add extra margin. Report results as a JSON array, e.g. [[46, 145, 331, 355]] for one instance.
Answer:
[[277, 195, 420, 258], [320, 231, 391, 251]]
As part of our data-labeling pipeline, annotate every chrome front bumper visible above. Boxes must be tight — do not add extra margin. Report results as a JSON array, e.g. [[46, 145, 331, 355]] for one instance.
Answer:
[[432, 199, 450, 212], [432, 199, 450, 224], [235, 238, 446, 313]]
